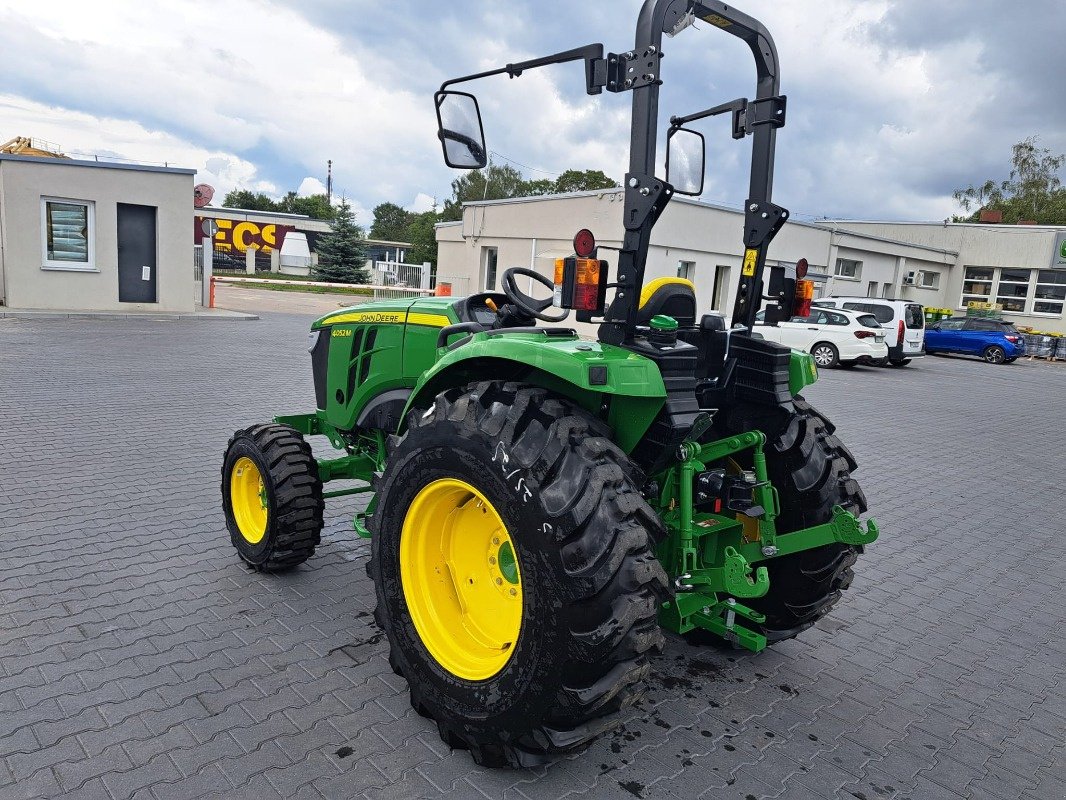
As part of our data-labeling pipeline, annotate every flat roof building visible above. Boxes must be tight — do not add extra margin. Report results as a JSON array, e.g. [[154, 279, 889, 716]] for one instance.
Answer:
[[0, 154, 195, 313], [435, 190, 1066, 334]]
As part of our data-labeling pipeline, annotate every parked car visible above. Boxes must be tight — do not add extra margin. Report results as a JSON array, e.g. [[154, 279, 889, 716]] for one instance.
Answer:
[[754, 307, 888, 368], [924, 317, 1025, 364], [814, 297, 925, 366]]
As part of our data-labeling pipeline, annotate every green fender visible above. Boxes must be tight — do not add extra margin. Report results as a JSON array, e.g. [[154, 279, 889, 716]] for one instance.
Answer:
[[401, 331, 667, 453]]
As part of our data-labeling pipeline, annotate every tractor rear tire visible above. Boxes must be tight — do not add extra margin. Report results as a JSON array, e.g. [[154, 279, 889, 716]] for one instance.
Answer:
[[710, 396, 867, 643], [222, 424, 324, 571], [369, 382, 668, 767]]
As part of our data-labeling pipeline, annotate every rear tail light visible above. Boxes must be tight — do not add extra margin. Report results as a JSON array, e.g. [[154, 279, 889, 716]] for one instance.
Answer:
[[1005, 335, 1020, 342], [554, 257, 607, 315], [794, 279, 814, 318], [854, 330, 876, 339], [897, 319, 905, 343]]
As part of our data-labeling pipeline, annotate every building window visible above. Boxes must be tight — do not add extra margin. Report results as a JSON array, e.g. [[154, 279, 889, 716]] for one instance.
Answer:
[[918, 271, 940, 289], [677, 260, 695, 281], [41, 198, 95, 270], [481, 246, 498, 291], [1034, 270, 1066, 315], [960, 266, 993, 307], [866, 280, 878, 297], [835, 258, 861, 280], [995, 268, 1030, 313]]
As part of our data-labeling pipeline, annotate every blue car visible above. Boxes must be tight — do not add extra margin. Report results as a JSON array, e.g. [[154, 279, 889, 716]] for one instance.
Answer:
[[924, 317, 1025, 364]]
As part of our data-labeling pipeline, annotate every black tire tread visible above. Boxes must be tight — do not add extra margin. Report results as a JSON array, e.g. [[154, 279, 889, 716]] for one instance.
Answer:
[[222, 424, 324, 570], [711, 395, 866, 643], [370, 381, 668, 767]]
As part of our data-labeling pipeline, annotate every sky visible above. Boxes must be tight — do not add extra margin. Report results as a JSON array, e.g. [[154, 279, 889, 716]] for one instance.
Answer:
[[1, 0, 1063, 226]]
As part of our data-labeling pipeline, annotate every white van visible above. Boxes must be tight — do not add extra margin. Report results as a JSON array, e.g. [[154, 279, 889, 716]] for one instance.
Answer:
[[814, 297, 925, 366]]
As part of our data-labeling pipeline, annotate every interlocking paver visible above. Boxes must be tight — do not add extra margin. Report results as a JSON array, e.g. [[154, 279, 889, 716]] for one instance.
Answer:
[[2, 312, 1064, 800]]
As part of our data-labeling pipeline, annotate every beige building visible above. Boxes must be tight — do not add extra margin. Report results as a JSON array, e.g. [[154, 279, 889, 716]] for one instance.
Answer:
[[821, 220, 1066, 332], [436, 190, 1066, 333], [0, 154, 195, 313]]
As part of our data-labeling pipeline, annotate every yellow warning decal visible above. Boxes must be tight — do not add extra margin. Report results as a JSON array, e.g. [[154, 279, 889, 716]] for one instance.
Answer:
[[742, 249, 759, 277], [701, 13, 733, 28], [407, 313, 451, 328]]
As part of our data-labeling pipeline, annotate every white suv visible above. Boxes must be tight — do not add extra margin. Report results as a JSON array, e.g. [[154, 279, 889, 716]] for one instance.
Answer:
[[815, 298, 925, 367], [754, 307, 888, 368]]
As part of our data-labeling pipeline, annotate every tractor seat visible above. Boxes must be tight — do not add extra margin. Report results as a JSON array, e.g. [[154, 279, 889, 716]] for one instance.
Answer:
[[635, 277, 697, 328]]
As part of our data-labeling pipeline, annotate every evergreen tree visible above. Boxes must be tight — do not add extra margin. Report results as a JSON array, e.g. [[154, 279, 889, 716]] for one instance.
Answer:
[[313, 200, 369, 283]]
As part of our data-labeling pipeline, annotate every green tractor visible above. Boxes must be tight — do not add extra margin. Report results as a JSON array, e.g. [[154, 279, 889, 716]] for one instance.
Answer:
[[222, 0, 877, 768]]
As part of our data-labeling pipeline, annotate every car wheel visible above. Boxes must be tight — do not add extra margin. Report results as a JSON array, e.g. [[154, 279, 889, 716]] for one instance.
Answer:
[[810, 343, 839, 368], [888, 358, 911, 367], [983, 345, 1006, 364]]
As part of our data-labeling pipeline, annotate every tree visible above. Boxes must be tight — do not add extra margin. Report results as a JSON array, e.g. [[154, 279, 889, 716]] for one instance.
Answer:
[[277, 192, 337, 222], [441, 164, 528, 221], [313, 200, 369, 283], [405, 210, 440, 266], [953, 136, 1066, 224], [222, 189, 278, 211], [552, 169, 619, 193], [370, 202, 413, 242], [440, 163, 620, 221]]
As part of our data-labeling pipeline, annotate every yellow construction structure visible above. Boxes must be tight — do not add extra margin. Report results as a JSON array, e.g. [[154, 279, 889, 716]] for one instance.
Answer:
[[0, 136, 68, 158]]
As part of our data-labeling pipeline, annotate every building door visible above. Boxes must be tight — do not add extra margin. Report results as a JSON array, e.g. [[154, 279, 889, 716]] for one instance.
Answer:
[[117, 203, 157, 303], [712, 265, 730, 312]]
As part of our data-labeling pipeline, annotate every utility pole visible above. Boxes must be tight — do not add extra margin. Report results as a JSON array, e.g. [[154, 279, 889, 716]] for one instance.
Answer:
[[327, 160, 333, 205]]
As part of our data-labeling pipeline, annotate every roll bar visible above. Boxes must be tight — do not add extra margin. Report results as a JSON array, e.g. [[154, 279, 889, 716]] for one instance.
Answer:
[[437, 0, 791, 342]]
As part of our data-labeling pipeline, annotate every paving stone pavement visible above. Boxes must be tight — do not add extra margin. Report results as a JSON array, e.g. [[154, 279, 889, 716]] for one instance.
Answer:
[[1, 312, 1064, 800]]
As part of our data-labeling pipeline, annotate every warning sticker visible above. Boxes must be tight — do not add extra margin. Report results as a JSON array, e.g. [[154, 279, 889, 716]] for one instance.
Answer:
[[742, 249, 758, 277], [700, 12, 733, 28]]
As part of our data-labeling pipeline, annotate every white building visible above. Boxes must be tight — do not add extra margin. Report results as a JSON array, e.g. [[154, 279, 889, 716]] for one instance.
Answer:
[[435, 190, 1066, 333], [0, 153, 195, 313]]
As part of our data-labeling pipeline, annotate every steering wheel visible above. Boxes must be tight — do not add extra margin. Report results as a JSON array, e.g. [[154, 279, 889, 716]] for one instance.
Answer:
[[501, 267, 569, 322]]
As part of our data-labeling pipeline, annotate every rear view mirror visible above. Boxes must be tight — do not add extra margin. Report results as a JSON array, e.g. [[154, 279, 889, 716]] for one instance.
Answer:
[[435, 91, 488, 169], [666, 127, 705, 196]]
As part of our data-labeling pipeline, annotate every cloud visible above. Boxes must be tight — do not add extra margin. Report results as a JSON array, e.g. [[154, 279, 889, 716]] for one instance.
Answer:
[[1, 0, 1062, 224], [409, 193, 437, 213], [297, 177, 328, 196], [0, 93, 267, 197]]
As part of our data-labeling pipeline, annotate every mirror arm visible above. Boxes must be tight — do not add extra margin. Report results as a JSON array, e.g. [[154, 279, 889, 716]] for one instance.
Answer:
[[440, 44, 607, 95], [670, 95, 785, 141], [670, 98, 746, 129]]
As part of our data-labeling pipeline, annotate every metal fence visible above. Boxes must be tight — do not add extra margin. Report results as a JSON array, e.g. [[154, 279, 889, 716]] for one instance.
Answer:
[[198, 250, 473, 305]]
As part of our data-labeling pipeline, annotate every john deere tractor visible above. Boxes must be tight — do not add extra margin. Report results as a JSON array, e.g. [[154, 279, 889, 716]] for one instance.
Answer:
[[222, 0, 877, 767]]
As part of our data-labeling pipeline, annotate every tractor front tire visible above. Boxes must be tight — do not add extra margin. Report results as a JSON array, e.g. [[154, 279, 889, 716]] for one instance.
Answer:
[[369, 382, 668, 767], [222, 424, 324, 571], [711, 397, 867, 643]]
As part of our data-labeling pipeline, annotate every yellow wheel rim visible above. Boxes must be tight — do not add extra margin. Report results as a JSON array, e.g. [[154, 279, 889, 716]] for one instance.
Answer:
[[400, 478, 522, 681], [230, 457, 268, 544]]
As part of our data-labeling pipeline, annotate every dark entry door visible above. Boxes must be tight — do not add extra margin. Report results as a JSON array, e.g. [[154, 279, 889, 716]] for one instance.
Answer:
[[117, 203, 157, 303]]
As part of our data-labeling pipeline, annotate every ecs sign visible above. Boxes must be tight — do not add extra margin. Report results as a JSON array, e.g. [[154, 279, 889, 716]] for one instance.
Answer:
[[194, 216, 295, 254]]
